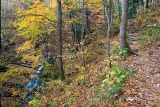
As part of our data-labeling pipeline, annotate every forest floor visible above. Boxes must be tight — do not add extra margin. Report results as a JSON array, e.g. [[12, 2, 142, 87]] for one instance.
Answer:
[[1, 19, 160, 107], [118, 19, 160, 106], [119, 44, 160, 107], [1, 29, 160, 107]]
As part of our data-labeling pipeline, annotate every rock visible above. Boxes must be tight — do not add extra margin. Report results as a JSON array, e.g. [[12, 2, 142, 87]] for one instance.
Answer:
[[36, 65, 44, 76], [25, 77, 41, 89]]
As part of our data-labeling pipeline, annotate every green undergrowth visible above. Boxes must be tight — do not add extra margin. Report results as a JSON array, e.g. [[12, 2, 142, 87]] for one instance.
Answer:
[[117, 48, 130, 58], [140, 27, 160, 46], [40, 62, 57, 81], [136, 6, 160, 46], [99, 65, 135, 105], [0, 62, 6, 68], [28, 99, 41, 107]]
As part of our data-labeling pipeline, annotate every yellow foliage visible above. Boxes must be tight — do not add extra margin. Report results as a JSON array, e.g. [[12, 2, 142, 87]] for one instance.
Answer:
[[14, 0, 57, 38], [17, 41, 34, 52], [17, 40, 43, 67]]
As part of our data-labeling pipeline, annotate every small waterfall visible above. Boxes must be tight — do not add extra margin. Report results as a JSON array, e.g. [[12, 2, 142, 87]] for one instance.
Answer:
[[17, 56, 57, 107], [17, 65, 44, 107]]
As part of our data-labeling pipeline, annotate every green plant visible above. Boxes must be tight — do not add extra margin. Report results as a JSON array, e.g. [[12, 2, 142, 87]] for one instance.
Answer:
[[0, 63, 5, 68], [140, 27, 160, 45], [65, 92, 77, 105], [117, 48, 130, 58], [49, 100, 58, 107], [41, 62, 57, 81], [101, 65, 135, 104], [147, 28, 160, 37], [28, 99, 41, 107]]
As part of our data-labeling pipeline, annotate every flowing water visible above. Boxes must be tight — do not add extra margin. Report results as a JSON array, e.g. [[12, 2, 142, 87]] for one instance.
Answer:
[[17, 65, 44, 107]]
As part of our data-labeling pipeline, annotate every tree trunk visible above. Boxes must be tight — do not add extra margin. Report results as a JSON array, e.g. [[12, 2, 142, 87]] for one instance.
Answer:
[[80, 0, 85, 67], [50, 31, 55, 58], [117, 0, 121, 19], [102, 0, 107, 36], [57, 0, 65, 79], [146, 0, 149, 8], [0, 35, 1, 53], [119, 0, 130, 49], [132, 0, 135, 18], [85, 7, 90, 33], [102, 0, 113, 68], [107, 0, 113, 68], [140, 0, 144, 8]]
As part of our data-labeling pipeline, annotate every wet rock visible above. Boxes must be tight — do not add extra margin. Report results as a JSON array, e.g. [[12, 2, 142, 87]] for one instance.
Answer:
[[25, 77, 41, 89], [36, 65, 44, 76]]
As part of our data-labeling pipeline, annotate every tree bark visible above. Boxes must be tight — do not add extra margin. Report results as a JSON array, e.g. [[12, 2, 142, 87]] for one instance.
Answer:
[[80, 0, 85, 67], [107, 0, 113, 68], [102, 0, 113, 68], [57, 0, 65, 79], [117, 0, 121, 19], [85, 7, 90, 33], [146, 0, 149, 8], [0, 35, 1, 53], [132, 0, 135, 18], [119, 0, 130, 49]]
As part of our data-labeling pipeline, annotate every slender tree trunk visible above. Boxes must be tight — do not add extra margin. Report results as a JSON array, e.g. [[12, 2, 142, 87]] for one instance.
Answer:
[[102, 0, 107, 36], [102, 0, 113, 68], [85, 7, 90, 33], [117, 0, 121, 19], [0, 35, 1, 53], [132, 0, 135, 18], [146, 0, 149, 8], [141, 0, 144, 7], [50, 31, 55, 58], [107, 0, 113, 68], [80, 0, 85, 66], [57, 0, 65, 79], [119, 0, 130, 49]]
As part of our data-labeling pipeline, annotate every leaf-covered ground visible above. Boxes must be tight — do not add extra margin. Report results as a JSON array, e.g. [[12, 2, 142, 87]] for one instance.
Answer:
[[119, 45, 160, 106], [118, 18, 160, 106]]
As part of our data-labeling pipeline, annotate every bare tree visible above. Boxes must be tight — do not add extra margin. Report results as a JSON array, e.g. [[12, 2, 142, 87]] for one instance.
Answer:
[[119, 0, 130, 49], [0, 35, 1, 53], [85, 7, 90, 34], [57, 0, 65, 79], [146, 0, 149, 8], [102, 0, 113, 68], [80, 0, 85, 66], [117, 0, 121, 19]]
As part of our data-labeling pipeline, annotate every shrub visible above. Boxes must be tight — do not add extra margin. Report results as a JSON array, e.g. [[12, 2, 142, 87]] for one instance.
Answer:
[[117, 48, 130, 58], [41, 62, 57, 81], [28, 99, 41, 107], [140, 27, 160, 45], [101, 65, 135, 104], [136, 6, 160, 46]]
